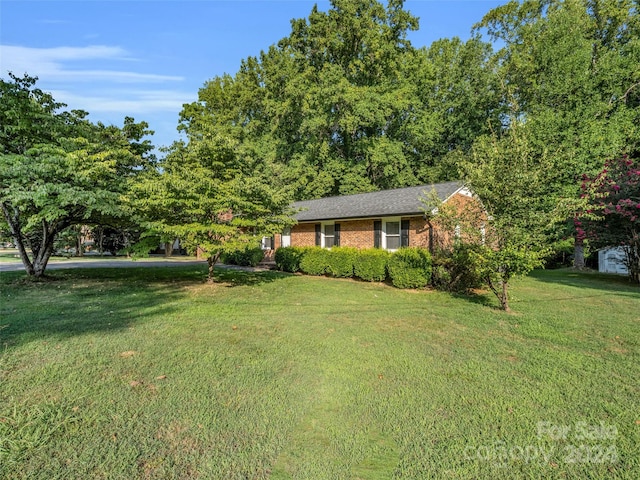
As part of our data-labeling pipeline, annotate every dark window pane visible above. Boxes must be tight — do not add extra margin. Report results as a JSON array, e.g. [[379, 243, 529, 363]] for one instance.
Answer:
[[386, 236, 401, 250], [325, 236, 335, 248], [386, 222, 400, 235], [325, 225, 335, 237]]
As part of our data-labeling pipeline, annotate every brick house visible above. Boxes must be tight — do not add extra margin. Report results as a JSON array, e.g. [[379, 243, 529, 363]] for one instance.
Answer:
[[267, 181, 481, 255]]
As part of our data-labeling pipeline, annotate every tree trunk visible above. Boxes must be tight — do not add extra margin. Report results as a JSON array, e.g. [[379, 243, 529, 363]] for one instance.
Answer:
[[486, 275, 511, 312], [500, 280, 510, 312], [207, 256, 215, 283], [206, 252, 222, 283], [32, 240, 55, 277], [97, 228, 105, 256], [164, 241, 173, 257], [624, 236, 640, 284], [76, 230, 84, 257], [31, 220, 58, 277], [573, 237, 585, 269], [1, 202, 35, 275]]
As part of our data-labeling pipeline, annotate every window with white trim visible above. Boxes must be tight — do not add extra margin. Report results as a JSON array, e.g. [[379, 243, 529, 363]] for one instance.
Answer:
[[385, 221, 401, 250], [261, 236, 274, 250], [281, 227, 291, 248], [324, 224, 336, 248], [381, 217, 403, 250]]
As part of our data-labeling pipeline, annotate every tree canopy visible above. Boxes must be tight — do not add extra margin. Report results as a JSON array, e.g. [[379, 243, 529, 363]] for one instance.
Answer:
[[0, 74, 154, 277], [178, 0, 503, 200], [133, 127, 294, 282]]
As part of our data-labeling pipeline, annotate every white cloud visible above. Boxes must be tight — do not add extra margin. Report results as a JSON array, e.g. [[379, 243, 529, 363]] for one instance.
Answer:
[[0, 44, 183, 83], [0, 44, 192, 147], [50, 89, 194, 115]]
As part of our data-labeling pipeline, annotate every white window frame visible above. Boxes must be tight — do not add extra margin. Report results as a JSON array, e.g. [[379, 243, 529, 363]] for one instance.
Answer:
[[261, 236, 274, 250], [382, 217, 401, 251], [281, 227, 291, 248], [321, 221, 336, 249]]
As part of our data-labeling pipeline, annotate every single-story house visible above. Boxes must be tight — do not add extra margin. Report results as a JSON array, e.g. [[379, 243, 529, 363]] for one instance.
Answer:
[[265, 181, 481, 256]]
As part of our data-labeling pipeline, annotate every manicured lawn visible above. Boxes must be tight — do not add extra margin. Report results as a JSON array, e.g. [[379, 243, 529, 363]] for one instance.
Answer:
[[0, 267, 638, 479]]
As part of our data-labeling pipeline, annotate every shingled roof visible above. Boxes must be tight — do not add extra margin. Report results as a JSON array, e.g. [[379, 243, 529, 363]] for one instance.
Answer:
[[293, 181, 464, 222]]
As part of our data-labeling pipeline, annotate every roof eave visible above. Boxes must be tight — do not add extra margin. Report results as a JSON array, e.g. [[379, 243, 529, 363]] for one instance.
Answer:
[[294, 211, 426, 222]]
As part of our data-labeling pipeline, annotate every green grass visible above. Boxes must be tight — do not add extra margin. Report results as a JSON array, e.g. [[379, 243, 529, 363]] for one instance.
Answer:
[[0, 250, 22, 263], [0, 267, 638, 479]]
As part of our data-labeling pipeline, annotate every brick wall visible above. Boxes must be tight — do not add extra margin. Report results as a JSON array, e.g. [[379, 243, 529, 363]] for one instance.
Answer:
[[337, 219, 375, 248], [276, 192, 485, 252], [288, 217, 432, 250], [409, 217, 431, 249], [290, 223, 317, 247], [429, 192, 486, 249]]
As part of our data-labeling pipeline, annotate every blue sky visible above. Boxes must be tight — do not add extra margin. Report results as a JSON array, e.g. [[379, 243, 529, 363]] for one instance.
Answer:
[[1, 0, 504, 150]]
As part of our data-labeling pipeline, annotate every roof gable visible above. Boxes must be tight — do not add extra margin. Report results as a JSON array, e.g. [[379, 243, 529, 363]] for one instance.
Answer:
[[293, 181, 464, 222]]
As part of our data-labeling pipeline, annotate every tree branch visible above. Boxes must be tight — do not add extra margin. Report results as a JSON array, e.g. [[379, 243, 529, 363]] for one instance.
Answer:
[[622, 81, 640, 104]]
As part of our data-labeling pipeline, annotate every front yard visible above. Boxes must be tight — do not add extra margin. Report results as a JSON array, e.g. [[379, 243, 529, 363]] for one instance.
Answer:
[[0, 267, 638, 479]]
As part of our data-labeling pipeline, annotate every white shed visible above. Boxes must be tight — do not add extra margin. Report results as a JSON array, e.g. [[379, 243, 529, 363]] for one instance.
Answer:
[[598, 247, 629, 275]]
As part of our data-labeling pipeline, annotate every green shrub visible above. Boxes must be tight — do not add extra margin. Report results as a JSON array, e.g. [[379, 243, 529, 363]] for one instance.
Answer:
[[275, 246, 308, 273], [431, 243, 485, 292], [353, 249, 389, 282], [299, 247, 330, 276], [221, 246, 265, 267], [387, 247, 432, 289], [326, 247, 357, 278]]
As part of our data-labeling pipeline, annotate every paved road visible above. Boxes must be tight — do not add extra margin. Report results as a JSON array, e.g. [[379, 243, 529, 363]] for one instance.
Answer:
[[0, 257, 274, 273], [0, 258, 209, 273]]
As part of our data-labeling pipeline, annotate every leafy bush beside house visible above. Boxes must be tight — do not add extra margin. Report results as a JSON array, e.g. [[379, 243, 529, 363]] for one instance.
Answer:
[[275, 246, 309, 273], [353, 249, 390, 282], [387, 247, 432, 289], [326, 247, 358, 278], [431, 244, 485, 292], [277, 246, 434, 289], [299, 248, 331, 276]]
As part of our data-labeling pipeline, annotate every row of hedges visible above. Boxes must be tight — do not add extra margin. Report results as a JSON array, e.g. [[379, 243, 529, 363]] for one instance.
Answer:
[[276, 244, 489, 291], [275, 246, 431, 288]]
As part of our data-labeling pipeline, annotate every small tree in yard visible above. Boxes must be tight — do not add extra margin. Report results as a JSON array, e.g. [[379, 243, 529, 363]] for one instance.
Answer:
[[454, 118, 551, 311], [578, 156, 640, 283], [135, 130, 294, 283]]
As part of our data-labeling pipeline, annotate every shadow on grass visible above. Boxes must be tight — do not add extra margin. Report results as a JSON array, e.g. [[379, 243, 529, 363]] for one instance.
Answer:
[[0, 266, 289, 351], [450, 291, 498, 309], [214, 267, 291, 287], [529, 268, 640, 297]]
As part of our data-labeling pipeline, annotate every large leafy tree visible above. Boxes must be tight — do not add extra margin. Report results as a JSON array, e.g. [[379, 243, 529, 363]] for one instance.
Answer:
[[180, 0, 499, 201], [406, 36, 503, 181], [275, 0, 420, 196], [475, 0, 640, 265], [0, 74, 153, 277]]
